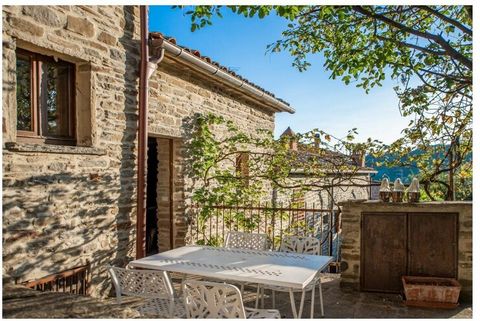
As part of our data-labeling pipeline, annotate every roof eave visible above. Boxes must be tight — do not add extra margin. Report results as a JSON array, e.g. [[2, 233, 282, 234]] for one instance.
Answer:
[[150, 33, 295, 114]]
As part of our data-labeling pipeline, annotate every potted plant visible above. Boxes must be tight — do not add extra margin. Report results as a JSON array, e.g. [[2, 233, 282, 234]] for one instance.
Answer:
[[402, 275, 461, 308]]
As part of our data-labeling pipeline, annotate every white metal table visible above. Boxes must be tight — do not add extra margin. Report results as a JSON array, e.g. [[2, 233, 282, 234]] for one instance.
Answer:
[[128, 245, 333, 318]]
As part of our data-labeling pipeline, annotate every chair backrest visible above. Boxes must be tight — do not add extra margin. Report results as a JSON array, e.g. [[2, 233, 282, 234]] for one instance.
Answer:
[[279, 235, 321, 255], [107, 266, 175, 301], [224, 231, 268, 250], [182, 280, 246, 319]]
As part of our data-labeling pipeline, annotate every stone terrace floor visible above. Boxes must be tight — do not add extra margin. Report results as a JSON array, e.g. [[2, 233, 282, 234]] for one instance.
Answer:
[[3, 274, 472, 318], [238, 274, 472, 318]]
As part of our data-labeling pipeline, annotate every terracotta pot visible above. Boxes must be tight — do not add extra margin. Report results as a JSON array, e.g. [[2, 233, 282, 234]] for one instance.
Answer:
[[379, 191, 391, 202], [391, 191, 404, 202], [402, 276, 461, 305]]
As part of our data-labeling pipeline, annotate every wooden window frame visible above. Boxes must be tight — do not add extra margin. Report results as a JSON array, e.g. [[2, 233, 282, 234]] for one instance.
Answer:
[[16, 48, 76, 145]]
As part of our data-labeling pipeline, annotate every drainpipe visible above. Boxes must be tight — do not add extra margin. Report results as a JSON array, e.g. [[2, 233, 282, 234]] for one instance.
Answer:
[[147, 40, 165, 79], [137, 6, 165, 260], [136, 5, 149, 260]]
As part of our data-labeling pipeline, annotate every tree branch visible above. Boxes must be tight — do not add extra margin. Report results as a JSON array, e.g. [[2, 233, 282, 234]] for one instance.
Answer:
[[416, 6, 472, 36], [352, 6, 472, 70], [376, 34, 447, 56]]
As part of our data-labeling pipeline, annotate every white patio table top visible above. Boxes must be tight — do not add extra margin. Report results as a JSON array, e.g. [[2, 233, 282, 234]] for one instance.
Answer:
[[128, 245, 334, 290]]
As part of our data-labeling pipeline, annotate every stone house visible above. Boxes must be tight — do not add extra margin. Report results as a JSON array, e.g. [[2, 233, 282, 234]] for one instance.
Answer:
[[275, 127, 377, 208], [2, 5, 294, 296]]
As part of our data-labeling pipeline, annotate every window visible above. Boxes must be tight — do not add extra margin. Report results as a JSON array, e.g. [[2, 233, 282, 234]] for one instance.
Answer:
[[16, 48, 75, 145], [236, 152, 249, 186]]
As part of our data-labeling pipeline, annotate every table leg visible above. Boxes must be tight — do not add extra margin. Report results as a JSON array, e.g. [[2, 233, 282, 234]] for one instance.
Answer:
[[298, 290, 306, 319], [310, 284, 316, 318], [289, 289, 298, 319], [319, 281, 324, 317]]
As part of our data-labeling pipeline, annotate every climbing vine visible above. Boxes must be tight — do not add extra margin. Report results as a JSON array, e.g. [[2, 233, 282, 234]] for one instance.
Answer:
[[183, 113, 377, 245]]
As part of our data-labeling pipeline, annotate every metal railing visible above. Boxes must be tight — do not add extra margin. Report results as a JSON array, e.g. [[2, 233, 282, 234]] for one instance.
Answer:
[[187, 203, 342, 271], [21, 263, 90, 296]]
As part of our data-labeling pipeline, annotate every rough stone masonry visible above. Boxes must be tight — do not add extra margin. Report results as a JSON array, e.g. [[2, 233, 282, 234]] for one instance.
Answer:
[[2, 5, 280, 297], [3, 5, 141, 297]]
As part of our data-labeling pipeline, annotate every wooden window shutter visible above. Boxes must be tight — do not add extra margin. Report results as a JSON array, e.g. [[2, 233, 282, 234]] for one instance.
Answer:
[[236, 152, 249, 186]]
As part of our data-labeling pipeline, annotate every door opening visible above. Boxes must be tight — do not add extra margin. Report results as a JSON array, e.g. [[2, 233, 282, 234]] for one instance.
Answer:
[[146, 137, 159, 255]]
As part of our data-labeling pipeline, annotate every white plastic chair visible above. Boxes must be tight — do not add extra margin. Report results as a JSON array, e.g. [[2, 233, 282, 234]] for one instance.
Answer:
[[107, 266, 185, 318], [224, 231, 269, 250], [255, 236, 325, 318], [182, 279, 280, 319], [223, 231, 268, 296]]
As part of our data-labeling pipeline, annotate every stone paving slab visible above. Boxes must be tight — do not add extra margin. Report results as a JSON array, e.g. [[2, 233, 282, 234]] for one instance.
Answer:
[[3, 274, 472, 318], [238, 274, 472, 319]]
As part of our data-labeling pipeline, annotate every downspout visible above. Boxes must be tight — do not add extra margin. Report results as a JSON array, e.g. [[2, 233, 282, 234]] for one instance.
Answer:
[[136, 5, 148, 259], [136, 6, 165, 260]]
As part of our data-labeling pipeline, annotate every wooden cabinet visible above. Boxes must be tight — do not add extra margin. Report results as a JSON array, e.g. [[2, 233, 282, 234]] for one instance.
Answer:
[[361, 212, 458, 293], [408, 213, 458, 278]]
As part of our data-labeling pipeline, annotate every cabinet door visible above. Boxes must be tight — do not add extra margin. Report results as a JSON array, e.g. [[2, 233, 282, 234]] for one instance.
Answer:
[[408, 213, 457, 278], [361, 213, 407, 292]]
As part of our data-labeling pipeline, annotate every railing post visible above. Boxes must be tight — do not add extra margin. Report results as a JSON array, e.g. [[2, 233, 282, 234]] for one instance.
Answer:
[[271, 201, 277, 250], [328, 209, 334, 258]]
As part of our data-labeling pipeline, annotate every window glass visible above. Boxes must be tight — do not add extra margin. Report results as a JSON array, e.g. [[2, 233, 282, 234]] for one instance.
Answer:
[[16, 55, 32, 131], [43, 62, 71, 137]]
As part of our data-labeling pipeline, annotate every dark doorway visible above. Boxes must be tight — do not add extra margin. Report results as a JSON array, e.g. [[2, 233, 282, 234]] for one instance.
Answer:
[[146, 137, 159, 255]]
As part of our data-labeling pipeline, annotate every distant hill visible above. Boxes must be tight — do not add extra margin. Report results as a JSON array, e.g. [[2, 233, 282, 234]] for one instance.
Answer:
[[366, 146, 471, 184], [366, 154, 419, 184]]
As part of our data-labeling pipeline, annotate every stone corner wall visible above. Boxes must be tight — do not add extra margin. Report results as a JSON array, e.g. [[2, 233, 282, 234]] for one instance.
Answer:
[[339, 200, 472, 301], [2, 5, 141, 297]]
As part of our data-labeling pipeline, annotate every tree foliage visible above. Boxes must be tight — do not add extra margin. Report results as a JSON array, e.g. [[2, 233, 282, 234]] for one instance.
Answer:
[[179, 5, 472, 200], [184, 113, 375, 219]]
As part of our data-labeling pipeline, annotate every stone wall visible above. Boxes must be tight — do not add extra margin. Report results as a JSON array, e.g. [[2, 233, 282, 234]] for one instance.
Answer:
[[2, 5, 141, 297], [339, 200, 472, 301], [275, 174, 372, 208], [2, 5, 280, 297], [148, 55, 276, 250]]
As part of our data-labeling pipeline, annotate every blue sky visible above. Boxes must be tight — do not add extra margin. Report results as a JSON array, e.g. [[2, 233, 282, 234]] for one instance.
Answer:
[[149, 6, 411, 143]]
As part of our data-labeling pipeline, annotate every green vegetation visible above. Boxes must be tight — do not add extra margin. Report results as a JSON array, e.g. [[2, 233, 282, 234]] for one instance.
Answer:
[[184, 113, 375, 244], [180, 6, 472, 200]]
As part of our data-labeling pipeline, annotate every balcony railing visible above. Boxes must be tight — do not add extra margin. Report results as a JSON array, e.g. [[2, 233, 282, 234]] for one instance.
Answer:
[[187, 203, 342, 272]]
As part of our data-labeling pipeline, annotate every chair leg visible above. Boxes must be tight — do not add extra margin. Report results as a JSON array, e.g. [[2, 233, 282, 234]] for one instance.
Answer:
[[255, 285, 261, 309], [261, 286, 265, 309], [318, 281, 324, 317], [179, 274, 186, 295], [289, 288, 298, 319], [310, 285, 316, 318], [272, 290, 276, 309], [298, 290, 306, 319]]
